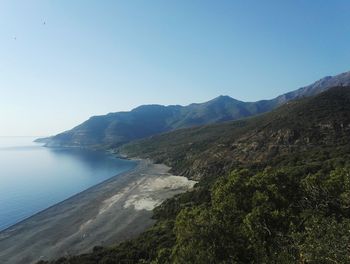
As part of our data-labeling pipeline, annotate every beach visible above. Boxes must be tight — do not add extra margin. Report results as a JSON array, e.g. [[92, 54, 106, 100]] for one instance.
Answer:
[[0, 159, 196, 264]]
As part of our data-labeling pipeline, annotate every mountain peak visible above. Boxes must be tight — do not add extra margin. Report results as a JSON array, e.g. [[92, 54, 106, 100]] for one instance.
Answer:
[[216, 95, 232, 99], [210, 95, 239, 104]]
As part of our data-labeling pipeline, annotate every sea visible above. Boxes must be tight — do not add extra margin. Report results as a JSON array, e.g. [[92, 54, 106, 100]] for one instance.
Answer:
[[0, 137, 136, 231]]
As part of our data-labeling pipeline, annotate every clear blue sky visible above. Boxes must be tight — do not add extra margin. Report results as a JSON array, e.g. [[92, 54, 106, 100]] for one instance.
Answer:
[[0, 0, 349, 136]]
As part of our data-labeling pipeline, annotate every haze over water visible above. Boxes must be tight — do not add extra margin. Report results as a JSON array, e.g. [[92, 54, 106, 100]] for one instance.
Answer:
[[0, 137, 136, 231]]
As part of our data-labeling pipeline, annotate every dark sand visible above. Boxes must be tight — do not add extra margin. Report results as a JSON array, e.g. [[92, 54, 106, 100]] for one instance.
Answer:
[[0, 160, 196, 264]]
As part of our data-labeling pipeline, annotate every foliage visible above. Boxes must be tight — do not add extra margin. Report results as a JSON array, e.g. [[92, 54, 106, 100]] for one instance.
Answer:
[[171, 164, 350, 263]]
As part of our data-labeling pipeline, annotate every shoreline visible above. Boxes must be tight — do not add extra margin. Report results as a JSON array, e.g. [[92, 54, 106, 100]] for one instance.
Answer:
[[0, 159, 196, 264], [0, 159, 141, 234]]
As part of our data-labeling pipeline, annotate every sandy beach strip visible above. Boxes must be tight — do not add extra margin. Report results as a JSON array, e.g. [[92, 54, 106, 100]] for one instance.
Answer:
[[0, 159, 196, 264]]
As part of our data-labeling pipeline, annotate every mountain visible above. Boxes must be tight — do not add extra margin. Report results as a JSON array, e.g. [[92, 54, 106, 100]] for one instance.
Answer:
[[39, 70, 350, 148], [272, 70, 350, 104], [122, 86, 350, 180], [44, 87, 350, 263]]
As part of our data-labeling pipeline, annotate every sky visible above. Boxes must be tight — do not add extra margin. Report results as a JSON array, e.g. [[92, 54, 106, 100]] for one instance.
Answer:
[[0, 1, 350, 136]]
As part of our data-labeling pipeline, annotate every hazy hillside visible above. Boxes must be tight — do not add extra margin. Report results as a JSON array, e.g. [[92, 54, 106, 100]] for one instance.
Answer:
[[39, 71, 350, 148]]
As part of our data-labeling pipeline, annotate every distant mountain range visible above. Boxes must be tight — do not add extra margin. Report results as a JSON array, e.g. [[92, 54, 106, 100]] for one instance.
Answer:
[[38, 70, 350, 148]]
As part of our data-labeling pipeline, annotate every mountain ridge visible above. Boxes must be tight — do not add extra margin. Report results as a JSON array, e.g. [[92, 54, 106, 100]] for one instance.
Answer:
[[39, 70, 350, 148], [121, 86, 350, 180]]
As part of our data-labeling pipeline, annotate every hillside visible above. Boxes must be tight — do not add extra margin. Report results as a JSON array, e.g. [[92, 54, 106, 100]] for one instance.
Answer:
[[42, 87, 350, 263], [121, 86, 350, 180], [38, 71, 350, 148]]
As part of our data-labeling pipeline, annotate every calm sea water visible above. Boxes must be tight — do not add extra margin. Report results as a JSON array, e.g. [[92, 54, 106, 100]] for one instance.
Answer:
[[0, 137, 136, 231]]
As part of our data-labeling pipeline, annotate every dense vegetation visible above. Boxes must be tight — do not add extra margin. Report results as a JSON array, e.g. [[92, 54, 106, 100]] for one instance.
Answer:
[[41, 87, 350, 263]]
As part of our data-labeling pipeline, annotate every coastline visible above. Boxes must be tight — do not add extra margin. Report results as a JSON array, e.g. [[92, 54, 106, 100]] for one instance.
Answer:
[[0, 159, 196, 264], [0, 158, 141, 234]]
